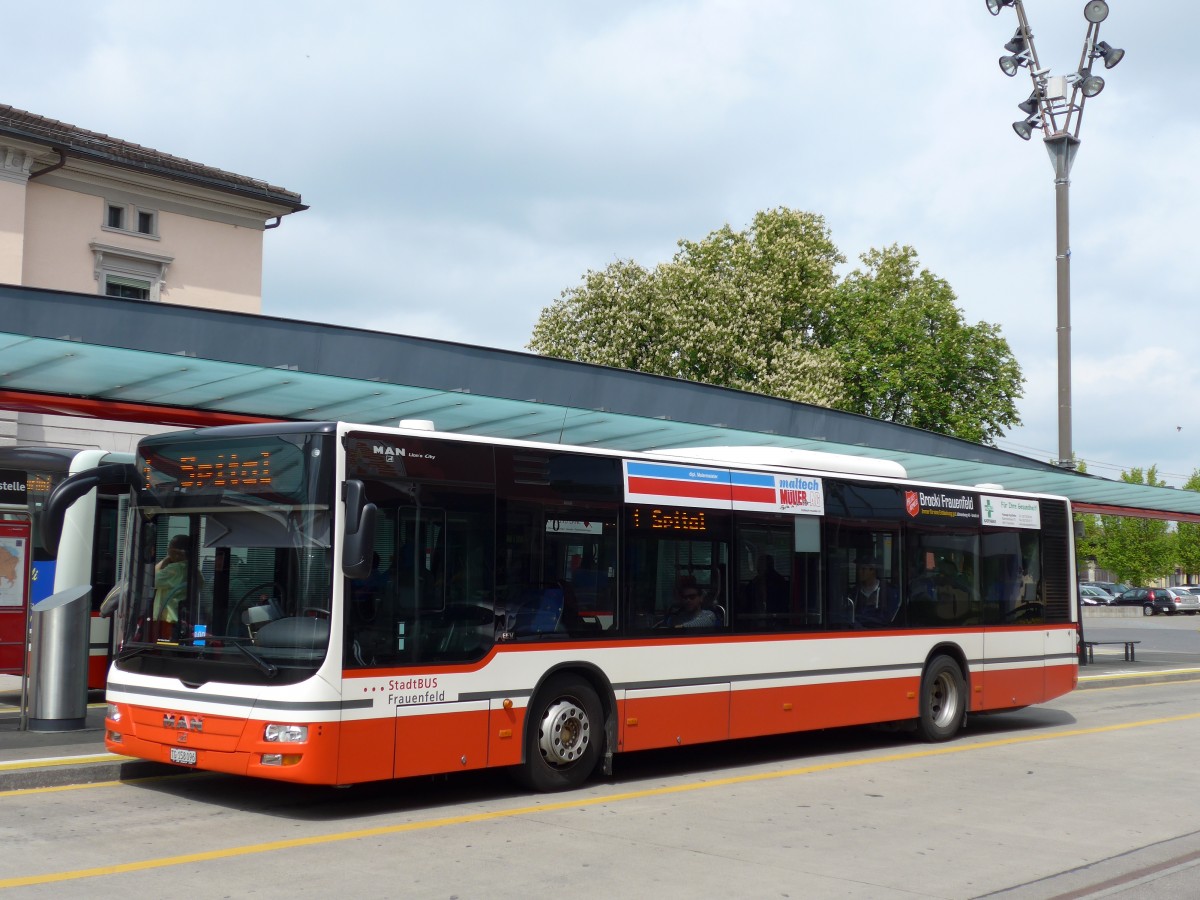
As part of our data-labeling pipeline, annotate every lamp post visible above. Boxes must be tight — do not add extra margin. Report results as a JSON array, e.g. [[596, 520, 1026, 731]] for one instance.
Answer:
[[988, 0, 1124, 469]]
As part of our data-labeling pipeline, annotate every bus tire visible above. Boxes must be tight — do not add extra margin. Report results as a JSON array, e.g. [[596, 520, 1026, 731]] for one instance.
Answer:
[[916, 655, 965, 743], [517, 674, 603, 792]]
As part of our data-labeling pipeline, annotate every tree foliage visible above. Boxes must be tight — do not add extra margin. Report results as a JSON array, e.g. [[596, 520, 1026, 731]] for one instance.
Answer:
[[1093, 466, 1177, 586], [529, 208, 1024, 442], [818, 246, 1023, 444], [529, 208, 845, 407]]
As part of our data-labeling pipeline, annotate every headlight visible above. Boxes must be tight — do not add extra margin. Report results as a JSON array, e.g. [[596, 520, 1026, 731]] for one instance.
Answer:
[[264, 723, 308, 743], [106, 703, 121, 723]]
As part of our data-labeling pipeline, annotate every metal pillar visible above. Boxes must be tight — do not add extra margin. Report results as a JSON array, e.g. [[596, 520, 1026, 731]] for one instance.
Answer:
[[25, 449, 107, 731]]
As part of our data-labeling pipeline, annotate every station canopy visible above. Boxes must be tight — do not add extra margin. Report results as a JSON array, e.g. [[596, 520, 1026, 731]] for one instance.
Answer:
[[1, 283, 1196, 522]]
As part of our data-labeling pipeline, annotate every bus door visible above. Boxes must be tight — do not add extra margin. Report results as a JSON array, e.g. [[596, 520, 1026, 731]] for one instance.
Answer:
[[340, 470, 496, 781], [105, 495, 138, 657], [87, 492, 123, 688], [980, 527, 1046, 707]]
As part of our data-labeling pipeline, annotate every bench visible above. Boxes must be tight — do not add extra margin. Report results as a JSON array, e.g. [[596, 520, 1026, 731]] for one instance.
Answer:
[[1083, 640, 1140, 663]]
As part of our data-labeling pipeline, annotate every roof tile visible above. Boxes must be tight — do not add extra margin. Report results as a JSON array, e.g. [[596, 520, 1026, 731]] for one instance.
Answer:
[[0, 103, 304, 210]]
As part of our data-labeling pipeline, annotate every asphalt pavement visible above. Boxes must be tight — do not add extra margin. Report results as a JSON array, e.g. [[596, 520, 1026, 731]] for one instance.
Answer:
[[3, 647, 1199, 793]]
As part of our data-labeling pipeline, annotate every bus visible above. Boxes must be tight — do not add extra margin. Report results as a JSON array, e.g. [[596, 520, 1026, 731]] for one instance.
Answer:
[[94, 421, 1078, 791], [0, 447, 132, 689]]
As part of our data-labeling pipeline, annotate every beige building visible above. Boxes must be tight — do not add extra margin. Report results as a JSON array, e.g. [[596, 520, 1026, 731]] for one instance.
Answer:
[[0, 103, 305, 448]]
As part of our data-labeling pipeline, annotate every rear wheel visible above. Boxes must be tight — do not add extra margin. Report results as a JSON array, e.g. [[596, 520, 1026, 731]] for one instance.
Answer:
[[517, 674, 603, 792], [915, 656, 965, 742]]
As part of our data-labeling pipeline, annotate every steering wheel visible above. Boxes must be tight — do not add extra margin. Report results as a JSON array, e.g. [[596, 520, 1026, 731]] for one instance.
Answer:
[[300, 607, 331, 618], [226, 581, 286, 636]]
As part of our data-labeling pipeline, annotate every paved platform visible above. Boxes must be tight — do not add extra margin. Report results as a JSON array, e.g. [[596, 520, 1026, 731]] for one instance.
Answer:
[[3, 656, 1199, 793], [0, 675, 178, 791]]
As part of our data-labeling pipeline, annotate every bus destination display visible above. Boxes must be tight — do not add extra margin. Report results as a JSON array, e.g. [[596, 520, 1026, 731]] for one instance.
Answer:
[[628, 505, 710, 534], [142, 450, 273, 493]]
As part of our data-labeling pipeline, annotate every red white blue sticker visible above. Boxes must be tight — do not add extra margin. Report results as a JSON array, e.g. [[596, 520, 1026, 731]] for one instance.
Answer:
[[623, 461, 823, 515]]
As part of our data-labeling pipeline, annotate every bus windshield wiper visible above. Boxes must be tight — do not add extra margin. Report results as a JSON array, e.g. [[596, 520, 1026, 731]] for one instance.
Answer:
[[229, 639, 278, 678], [115, 644, 155, 663]]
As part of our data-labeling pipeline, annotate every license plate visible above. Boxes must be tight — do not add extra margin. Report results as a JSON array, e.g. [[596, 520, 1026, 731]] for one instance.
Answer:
[[169, 748, 197, 766]]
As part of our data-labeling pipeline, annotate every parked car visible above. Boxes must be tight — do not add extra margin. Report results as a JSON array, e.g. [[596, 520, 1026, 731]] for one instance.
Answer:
[[1081, 581, 1130, 598], [1110, 587, 1200, 616], [1079, 585, 1115, 606]]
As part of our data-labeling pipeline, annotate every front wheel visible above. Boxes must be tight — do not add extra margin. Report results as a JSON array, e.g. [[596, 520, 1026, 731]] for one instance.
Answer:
[[1143, 604, 1155, 617], [516, 675, 603, 792], [915, 656, 965, 742]]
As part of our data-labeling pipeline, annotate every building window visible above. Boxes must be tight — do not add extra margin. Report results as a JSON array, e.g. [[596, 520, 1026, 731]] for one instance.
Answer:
[[104, 275, 151, 301], [91, 242, 173, 302], [102, 202, 158, 238]]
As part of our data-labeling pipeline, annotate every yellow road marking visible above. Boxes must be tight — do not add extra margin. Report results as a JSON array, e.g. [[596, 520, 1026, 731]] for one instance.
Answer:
[[0, 753, 126, 773], [4, 709, 1200, 889], [1083, 675, 1200, 689]]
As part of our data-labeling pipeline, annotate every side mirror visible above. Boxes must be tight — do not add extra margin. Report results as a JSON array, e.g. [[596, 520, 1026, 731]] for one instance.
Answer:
[[41, 463, 139, 555], [341, 479, 377, 580]]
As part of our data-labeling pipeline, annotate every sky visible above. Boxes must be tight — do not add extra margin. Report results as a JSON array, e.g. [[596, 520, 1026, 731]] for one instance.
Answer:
[[7, 1, 1197, 485]]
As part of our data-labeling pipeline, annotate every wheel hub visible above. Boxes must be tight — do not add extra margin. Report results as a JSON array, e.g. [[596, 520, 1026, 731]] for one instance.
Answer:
[[538, 698, 591, 766], [929, 672, 959, 727]]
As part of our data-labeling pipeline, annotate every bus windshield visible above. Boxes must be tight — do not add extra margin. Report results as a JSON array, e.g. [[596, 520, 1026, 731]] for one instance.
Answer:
[[115, 427, 336, 685]]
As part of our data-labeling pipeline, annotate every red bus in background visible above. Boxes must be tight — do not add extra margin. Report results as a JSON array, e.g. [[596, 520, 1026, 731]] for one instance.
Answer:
[[0, 447, 130, 690]]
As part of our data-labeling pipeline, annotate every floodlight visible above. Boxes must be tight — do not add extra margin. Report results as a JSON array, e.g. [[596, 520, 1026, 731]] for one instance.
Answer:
[[1094, 40, 1125, 69], [999, 54, 1024, 76], [1078, 72, 1105, 97], [1013, 116, 1040, 140], [1083, 1, 1109, 24], [1004, 29, 1028, 55], [1017, 91, 1040, 116], [986, 0, 1015, 14]]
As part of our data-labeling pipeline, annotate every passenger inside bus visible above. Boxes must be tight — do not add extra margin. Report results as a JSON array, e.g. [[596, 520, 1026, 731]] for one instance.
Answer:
[[908, 549, 979, 625], [848, 557, 899, 626], [149, 534, 198, 642], [655, 575, 719, 629], [744, 554, 789, 615]]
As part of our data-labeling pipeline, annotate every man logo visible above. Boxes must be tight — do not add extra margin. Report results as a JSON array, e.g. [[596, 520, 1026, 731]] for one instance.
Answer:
[[162, 713, 203, 732], [373, 444, 407, 463]]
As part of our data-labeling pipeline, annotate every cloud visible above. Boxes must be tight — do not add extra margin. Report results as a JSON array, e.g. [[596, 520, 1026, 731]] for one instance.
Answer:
[[6, 0, 1198, 484]]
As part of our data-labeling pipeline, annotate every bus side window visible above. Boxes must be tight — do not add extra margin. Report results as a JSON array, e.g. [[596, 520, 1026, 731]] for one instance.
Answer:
[[624, 506, 730, 633], [732, 514, 823, 632], [906, 531, 981, 627]]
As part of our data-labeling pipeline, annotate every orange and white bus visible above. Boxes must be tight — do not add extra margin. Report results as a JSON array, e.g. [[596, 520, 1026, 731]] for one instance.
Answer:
[[95, 420, 1078, 790]]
